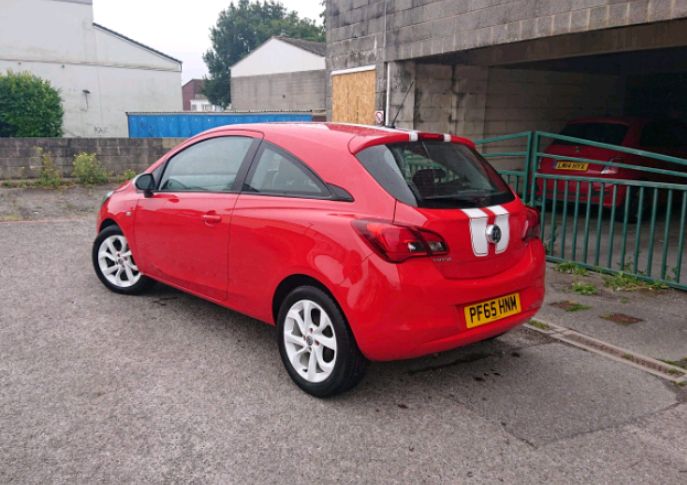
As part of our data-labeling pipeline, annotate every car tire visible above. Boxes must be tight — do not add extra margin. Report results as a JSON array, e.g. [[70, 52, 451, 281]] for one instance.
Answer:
[[277, 286, 368, 397], [92, 225, 153, 295]]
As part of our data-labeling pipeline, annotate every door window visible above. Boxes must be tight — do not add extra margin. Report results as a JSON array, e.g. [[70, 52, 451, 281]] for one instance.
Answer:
[[159, 136, 253, 192], [244, 145, 329, 197]]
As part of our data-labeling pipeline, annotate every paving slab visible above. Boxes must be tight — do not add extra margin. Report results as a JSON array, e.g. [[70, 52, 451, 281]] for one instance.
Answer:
[[540, 263, 687, 361]]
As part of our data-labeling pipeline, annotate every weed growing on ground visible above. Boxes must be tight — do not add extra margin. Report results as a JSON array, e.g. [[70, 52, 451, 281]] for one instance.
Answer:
[[571, 281, 598, 295], [528, 320, 551, 331], [555, 262, 589, 276], [563, 302, 591, 312], [117, 168, 137, 182], [659, 358, 687, 370], [72, 152, 109, 185], [35, 147, 62, 189], [603, 272, 668, 291]]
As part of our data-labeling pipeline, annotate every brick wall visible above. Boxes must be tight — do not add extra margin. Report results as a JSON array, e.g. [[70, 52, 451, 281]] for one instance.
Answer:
[[0, 138, 184, 179], [231, 70, 327, 112]]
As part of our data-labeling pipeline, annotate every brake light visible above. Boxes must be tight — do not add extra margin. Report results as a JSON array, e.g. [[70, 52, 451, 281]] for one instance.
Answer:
[[522, 207, 540, 241], [352, 219, 448, 263]]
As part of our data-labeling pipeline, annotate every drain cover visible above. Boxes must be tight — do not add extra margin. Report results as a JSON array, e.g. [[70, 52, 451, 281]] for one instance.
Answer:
[[601, 313, 643, 325]]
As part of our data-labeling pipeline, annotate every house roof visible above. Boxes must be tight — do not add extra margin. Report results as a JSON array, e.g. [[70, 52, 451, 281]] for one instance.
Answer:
[[92, 23, 182, 65], [274, 36, 326, 57]]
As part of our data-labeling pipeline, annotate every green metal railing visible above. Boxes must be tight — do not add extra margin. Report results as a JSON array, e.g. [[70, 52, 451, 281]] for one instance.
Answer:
[[476, 131, 687, 290]]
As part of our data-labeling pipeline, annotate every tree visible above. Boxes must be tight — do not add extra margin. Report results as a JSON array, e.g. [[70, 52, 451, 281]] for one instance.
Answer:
[[0, 71, 63, 137], [203, 0, 324, 108]]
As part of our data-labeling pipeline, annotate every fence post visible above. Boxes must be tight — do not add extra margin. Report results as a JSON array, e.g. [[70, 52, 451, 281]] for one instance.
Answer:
[[527, 131, 540, 206]]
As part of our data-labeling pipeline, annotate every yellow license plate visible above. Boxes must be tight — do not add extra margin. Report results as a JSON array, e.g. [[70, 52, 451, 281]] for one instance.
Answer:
[[464, 293, 521, 329], [555, 161, 589, 171]]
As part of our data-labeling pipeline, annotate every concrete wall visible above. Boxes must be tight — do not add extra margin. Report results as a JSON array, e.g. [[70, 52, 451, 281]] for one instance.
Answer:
[[327, 0, 687, 120], [328, 0, 687, 71], [0, 0, 182, 137], [0, 138, 183, 179], [484, 68, 625, 138], [408, 63, 625, 138], [231, 70, 327, 112]]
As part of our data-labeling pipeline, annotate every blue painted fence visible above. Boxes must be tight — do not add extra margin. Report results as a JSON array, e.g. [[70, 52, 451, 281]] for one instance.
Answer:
[[127, 112, 315, 138]]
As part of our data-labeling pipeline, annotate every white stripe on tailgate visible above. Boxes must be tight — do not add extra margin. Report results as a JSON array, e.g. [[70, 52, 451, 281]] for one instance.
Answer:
[[462, 208, 489, 257], [488, 205, 510, 254]]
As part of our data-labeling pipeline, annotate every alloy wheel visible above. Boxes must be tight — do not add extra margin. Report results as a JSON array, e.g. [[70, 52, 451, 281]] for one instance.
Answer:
[[97, 234, 141, 288], [283, 299, 338, 383]]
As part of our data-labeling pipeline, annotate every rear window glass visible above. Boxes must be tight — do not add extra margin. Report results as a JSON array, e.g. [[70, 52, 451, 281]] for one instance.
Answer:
[[356, 141, 514, 209], [554, 123, 629, 146]]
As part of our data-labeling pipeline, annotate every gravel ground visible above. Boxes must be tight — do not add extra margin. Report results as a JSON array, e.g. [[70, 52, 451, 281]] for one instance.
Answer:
[[1, 188, 686, 483]]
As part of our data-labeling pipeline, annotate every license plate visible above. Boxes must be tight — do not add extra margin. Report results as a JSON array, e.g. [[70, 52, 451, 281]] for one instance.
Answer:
[[555, 161, 589, 171], [464, 293, 521, 329]]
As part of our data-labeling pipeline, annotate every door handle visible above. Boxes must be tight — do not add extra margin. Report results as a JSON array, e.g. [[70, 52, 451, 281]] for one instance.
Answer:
[[202, 214, 222, 224]]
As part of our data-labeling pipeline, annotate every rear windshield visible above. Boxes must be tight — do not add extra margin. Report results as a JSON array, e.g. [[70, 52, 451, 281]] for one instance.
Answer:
[[554, 123, 629, 146], [356, 141, 514, 209]]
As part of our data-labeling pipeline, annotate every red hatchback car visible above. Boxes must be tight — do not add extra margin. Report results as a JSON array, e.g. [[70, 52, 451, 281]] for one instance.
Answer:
[[92, 123, 545, 396], [537, 117, 687, 214]]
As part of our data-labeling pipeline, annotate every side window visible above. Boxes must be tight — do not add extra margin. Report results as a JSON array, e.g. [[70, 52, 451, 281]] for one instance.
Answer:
[[244, 145, 329, 197], [159, 136, 253, 192]]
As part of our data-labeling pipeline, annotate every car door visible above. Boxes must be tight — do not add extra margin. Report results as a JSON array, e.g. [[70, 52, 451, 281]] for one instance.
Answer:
[[134, 134, 260, 301], [227, 142, 336, 321]]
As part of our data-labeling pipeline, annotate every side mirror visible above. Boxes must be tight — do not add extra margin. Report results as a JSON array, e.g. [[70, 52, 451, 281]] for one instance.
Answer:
[[135, 173, 155, 197]]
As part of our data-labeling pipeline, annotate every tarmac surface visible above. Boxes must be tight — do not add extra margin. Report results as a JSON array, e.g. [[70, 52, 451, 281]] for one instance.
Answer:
[[1, 187, 686, 483]]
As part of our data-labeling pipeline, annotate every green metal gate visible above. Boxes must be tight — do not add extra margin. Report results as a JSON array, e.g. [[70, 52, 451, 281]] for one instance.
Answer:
[[475, 131, 687, 290]]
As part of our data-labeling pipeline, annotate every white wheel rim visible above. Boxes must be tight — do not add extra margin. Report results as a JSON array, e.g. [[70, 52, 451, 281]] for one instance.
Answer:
[[97, 234, 141, 288], [283, 299, 338, 384]]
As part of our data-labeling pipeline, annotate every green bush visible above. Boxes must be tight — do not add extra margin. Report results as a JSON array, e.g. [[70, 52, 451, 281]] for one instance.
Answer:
[[0, 71, 63, 137], [35, 147, 62, 189], [118, 168, 137, 182], [72, 152, 109, 185]]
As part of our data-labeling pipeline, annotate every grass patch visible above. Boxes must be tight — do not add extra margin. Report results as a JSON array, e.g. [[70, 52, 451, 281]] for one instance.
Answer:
[[555, 261, 589, 276], [603, 272, 668, 292], [571, 281, 598, 296], [0, 213, 22, 221], [528, 319, 551, 331], [660, 358, 687, 370], [562, 302, 591, 312]]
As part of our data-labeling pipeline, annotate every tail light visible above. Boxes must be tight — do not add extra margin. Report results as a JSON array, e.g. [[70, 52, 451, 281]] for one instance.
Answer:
[[522, 206, 540, 241], [601, 157, 623, 175], [352, 219, 448, 263]]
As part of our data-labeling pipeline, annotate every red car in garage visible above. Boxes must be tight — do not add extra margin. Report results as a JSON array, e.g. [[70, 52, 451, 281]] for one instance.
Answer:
[[92, 123, 545, 396], [536, 117, 687, 214]]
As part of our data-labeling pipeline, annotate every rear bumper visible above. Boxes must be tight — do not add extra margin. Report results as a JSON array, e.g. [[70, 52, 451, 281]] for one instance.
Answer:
[[342, 240, 546, 361]]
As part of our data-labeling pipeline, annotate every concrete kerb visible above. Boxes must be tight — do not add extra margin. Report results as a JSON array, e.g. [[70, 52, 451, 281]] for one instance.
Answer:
[[526, 318, 687, 384]]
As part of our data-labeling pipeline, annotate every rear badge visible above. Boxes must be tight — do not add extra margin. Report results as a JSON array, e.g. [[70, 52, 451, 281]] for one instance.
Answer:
[[486, 224, 502, 244]]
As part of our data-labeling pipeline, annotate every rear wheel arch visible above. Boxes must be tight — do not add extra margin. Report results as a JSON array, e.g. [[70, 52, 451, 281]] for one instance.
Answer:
[[272, 274, 342, 325]]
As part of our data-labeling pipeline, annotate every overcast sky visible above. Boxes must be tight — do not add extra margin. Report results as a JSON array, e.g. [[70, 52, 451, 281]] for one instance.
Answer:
[[92, 0, 323, 83]]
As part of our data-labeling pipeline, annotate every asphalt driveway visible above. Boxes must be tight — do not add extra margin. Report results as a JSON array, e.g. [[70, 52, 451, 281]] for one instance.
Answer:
[[0, 199, 686, 483]]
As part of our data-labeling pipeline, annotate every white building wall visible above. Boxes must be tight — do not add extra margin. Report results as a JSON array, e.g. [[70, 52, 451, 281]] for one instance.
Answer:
[[231, 38, 325, 78], [0, 0, 182, 137]]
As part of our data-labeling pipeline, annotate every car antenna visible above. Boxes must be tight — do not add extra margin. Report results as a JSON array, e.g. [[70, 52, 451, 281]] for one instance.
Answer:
[[387, 80, 414, 129]]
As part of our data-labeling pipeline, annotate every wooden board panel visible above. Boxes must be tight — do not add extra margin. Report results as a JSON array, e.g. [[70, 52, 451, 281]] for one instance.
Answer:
[[331, 69, 376, 124]]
